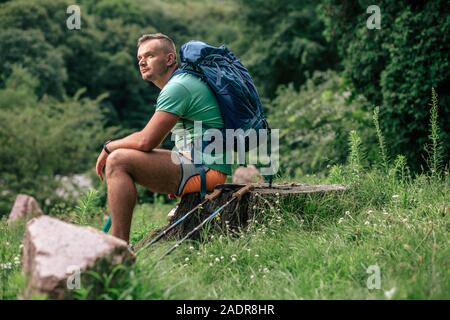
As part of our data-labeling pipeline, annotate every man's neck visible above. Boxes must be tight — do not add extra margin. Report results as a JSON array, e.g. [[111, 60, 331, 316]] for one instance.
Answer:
[[153, 64, 178, 89]]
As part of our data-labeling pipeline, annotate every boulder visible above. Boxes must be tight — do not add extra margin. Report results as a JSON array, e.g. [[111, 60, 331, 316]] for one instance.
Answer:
[[55, 173, 93, 200], [232, 165, 264, 184], [8, 194, 44, 224], [22, 216, 134, 299]]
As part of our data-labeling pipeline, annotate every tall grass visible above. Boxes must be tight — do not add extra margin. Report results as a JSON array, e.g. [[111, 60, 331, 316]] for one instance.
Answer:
[[426, 87, 444, 178], [373, 106, 389, 172]]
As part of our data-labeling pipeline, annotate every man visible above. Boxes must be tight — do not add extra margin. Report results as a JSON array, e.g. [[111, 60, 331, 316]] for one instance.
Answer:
[[95, 33, 231, 243]]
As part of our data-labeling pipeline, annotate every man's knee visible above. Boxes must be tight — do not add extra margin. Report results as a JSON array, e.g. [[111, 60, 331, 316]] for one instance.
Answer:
[[106, 148, 131, 175]]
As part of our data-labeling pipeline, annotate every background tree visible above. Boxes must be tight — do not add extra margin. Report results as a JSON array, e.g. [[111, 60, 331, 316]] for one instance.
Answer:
[[233, 0, 339, 98], [319, 0, 450, 170]]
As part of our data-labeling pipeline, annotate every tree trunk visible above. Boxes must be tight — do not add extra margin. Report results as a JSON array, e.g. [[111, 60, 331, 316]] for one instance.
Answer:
[[135, 183, 347, 250]]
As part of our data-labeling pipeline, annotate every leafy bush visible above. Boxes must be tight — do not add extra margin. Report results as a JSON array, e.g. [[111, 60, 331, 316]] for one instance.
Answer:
[[0, 66, 116, 217], [319, 0, 450, 170], [233, 0, 338, 98], [269, 71, 376, 176]]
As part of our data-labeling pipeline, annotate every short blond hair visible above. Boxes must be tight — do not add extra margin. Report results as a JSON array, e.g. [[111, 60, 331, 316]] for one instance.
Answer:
[[137, 33, 176, 54]]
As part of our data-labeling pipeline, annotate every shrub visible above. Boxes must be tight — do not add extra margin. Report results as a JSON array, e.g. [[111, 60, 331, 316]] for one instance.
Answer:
[[268, 71, 376, 176], [319, 0, 450, 171], [0, 66, 116, 217]]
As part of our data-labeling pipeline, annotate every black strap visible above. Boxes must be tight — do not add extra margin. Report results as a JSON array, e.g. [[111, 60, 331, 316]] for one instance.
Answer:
[[191, 144, 207, 200]]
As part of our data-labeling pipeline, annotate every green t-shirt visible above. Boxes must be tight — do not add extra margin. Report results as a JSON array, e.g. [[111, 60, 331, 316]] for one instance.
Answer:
[[155, 72, 231, 175]]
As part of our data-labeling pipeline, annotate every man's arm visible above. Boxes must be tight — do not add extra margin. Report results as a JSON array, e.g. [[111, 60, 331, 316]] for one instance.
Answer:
[[104, 111, 179, 153]]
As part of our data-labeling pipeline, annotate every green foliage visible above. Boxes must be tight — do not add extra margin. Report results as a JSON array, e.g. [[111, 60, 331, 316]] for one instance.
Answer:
[[426, 88, 444, 178], [0, 0, 241, 130], [389, 155, 410, 185], [269, 71, 376, 176], [0, 219, 25, 300], [74, 189, 101, 225], [319, 0, 450, 170], [0, 68, 115, 217], [234, 0, 338, 98], [0, 28, 67, 98], [373, 106, 389, 172], [348, 130, 363, 179]]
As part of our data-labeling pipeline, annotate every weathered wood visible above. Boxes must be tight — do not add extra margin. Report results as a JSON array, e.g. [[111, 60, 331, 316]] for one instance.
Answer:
[[135, 183, 347, 250]]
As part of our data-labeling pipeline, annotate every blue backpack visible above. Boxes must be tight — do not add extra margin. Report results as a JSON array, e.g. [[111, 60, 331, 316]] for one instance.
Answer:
[[173, 41, 273, 196]]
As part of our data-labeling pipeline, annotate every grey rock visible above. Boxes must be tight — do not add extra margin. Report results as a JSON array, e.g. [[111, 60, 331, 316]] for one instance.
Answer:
[[8, 194, 44, 224], [232, 165, 264, 184], [22, 216, 134, 299], [55, 173, 93, 200]]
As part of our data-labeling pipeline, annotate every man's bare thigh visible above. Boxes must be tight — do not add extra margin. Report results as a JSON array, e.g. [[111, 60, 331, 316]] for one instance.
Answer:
[[107, 148, 181, 194]]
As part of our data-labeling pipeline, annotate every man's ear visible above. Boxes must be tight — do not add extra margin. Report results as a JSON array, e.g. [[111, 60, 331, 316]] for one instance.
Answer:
[[167, 52, 176, 67]]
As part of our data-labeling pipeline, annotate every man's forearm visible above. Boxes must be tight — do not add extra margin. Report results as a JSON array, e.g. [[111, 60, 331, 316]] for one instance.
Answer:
[[105, 131, 149, 153]]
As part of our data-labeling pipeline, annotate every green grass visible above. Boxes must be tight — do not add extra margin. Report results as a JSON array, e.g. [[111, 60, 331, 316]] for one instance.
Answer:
[[125, 171, 449, 300], [3, 168, 447, 300]]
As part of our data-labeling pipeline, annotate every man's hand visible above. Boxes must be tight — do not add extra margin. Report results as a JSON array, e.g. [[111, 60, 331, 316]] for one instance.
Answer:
[[94, 111, 179, 182], [95, 149, 109, 182]]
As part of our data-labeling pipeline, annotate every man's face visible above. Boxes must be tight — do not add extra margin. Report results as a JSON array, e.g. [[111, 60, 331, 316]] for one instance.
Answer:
[[137, 39, 173, 82]]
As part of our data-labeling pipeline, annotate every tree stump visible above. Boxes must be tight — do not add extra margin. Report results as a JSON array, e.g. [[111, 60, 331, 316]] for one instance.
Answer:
[[135, 183, 347, 250]]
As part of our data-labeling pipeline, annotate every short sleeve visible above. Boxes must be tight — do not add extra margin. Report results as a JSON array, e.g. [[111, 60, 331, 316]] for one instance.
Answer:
[[155, 82, 191, 117]]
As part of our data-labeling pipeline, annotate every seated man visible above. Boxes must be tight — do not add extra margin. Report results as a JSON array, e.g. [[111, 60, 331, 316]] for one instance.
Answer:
[[95, 33, 231, 243]]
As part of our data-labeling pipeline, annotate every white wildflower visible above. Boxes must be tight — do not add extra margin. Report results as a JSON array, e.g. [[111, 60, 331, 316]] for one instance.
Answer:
[[185, 257, 189, 262], [384, 287, 397, 300]]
